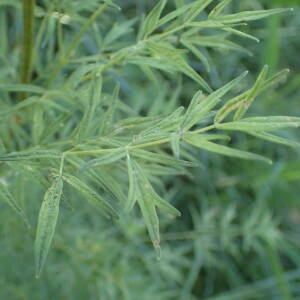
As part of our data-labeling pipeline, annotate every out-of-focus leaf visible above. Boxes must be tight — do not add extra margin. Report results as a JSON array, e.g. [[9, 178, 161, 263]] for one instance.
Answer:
[[0, 182, 31, 228], [0, 138, 5, 153], [103, 0, 120, 11], [103, 19, 136, 47], [246, 132, 300, 148], [180, 39, 211, 72], [32, 103, 45, 145], [76, 76, 103, 141], [0, 84, 45, 94], [0, 97, 38, 118]]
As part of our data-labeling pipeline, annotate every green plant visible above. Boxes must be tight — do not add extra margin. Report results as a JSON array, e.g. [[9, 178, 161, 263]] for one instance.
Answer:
[[1, 0, 300, 298]]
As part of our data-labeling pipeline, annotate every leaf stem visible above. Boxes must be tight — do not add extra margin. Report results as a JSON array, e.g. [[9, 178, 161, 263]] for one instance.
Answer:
[[192, 124, 216, 134], [20, 0, 35, 100], [63, 125, 217, 156]]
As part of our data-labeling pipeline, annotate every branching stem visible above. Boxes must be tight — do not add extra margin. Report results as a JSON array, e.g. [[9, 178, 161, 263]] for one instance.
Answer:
[[20, 0, 35, 100], [63, 125, 216, 156]]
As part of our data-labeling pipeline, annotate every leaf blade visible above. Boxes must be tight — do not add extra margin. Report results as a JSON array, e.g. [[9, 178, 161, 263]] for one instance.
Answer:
[[184, 134, 272, 164], [212, 8, 292, 24], [35, 176, 63, 278], [216, 117, 300, 132], [63, 174, 118, 219]]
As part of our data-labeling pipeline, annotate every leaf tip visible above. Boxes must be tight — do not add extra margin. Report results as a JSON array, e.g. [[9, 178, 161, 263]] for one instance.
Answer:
[[35, 264, 42, 279], [262, 64, 269, 71], [243, 70, 249, 77], [154, 241, 161, 260]]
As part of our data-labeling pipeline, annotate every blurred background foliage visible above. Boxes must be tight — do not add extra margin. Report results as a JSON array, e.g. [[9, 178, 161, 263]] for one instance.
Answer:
[[0, 0, 300, 299]]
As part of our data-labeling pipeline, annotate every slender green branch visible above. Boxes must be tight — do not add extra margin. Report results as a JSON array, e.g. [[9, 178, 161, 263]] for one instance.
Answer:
[[64, 148, 115, 156], [46, 3, 108, 87], [63, 139, 170, 156], [20, 0, 35, 99], [192, 124, 216, 134], [63, 124, 217, 156]]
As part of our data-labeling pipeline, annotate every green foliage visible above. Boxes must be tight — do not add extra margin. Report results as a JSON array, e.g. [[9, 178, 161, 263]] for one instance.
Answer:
[[1, 0, 300, 299]]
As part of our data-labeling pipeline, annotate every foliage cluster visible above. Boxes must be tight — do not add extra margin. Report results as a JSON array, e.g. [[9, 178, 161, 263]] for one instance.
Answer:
[[0, 0, 300, 299]]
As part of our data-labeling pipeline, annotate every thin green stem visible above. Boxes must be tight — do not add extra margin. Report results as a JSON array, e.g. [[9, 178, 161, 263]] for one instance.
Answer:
[[20, 0, 35, 100], [130, 138, 171, 149], [63, 137, 172, 156], [59, 154, 65, 175], [192, 124, 216, 134], [62, 125, 217, 156], [46, 3, 108, 87], [64, 148, 115, 156]]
